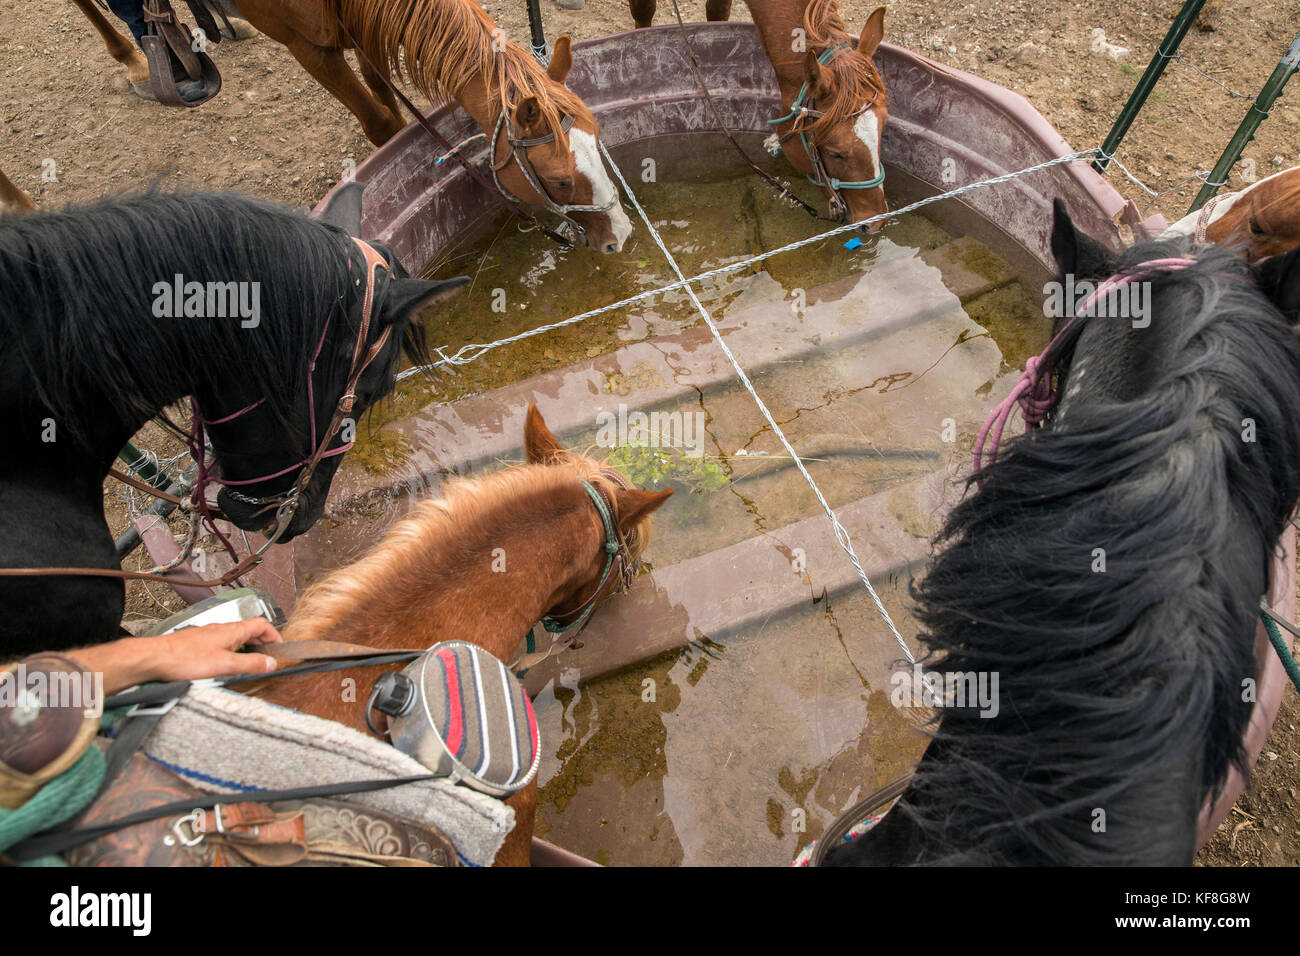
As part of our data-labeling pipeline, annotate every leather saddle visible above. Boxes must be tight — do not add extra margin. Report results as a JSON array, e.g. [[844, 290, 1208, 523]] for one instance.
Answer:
[[140, 0, 225, 108], [65, 749, 461, 867]]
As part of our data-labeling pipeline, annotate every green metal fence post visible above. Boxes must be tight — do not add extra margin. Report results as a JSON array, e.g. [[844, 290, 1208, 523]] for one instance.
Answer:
[[1092, 0, 1209, 175], [526, 0, 547, 62], [1188, 30, 1300, 213], [116, 441, 171, 492]]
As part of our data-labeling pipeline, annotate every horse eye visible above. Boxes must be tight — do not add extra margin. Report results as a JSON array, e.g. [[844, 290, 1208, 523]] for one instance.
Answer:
[[1249, 216, 1266, 236], [825, 150, 846, 161]]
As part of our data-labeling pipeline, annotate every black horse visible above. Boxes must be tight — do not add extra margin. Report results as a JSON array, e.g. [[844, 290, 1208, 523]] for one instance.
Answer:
[[826, 201, 1300, 865], [0, 185, 465, 659]]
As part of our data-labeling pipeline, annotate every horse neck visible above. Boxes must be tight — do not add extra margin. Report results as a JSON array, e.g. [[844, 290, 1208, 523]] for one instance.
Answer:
[[452, 72, 508, 138], [5, 307, 235, 473], [743, 0, 832, 99]]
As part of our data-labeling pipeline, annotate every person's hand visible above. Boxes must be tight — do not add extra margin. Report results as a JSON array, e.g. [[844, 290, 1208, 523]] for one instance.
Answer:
[[71, 618, 284, 694], [148, 618, 283, 683]]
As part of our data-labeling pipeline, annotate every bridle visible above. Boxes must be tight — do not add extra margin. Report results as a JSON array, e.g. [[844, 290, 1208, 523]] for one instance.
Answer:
[[767, 44, 886, 223], [0, 237, 394, 589], [511, 468, 640, 675], [192, 237, 394, 542], [489, 110, 620, 247]]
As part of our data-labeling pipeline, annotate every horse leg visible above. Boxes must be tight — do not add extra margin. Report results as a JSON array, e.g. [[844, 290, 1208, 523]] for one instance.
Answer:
[[630, 0, 656, 28], [493, 781, 538, 866], [69, 0, 149, 88], [278, 38, 406, 146], [355, 55, 405, 136], [705, 0, 732, 20]]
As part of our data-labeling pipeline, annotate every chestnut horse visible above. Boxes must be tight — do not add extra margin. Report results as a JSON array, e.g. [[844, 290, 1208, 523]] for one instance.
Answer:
[[1163, 166, 1300, 262], [631, 0, 890, 225], [69, 0, 633, 252], [250, 404, 672, 866], [0, 168, 37, 215]]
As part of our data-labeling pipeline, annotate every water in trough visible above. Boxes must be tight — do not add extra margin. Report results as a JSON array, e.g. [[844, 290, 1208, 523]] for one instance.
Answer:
[[296, 167, 1051, 866]]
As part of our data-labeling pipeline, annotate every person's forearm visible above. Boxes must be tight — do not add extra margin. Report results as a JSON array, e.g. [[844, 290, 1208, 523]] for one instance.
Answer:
[[65, 637, 163, 695]]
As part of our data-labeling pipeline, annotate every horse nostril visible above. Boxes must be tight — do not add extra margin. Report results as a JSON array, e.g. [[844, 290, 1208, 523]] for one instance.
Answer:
[[603, 241, 621, 254]]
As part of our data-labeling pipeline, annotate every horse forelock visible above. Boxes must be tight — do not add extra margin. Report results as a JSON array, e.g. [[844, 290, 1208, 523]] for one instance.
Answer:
[[801, 1, 887, 145], [895, 243, 1300, 864]]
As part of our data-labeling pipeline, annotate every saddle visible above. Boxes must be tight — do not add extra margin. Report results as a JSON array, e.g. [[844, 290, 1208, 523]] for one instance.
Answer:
[[140, 0, 225, 108], [67, 749, 460, 867]]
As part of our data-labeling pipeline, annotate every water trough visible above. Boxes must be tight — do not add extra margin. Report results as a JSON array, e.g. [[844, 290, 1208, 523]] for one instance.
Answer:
[[151, 24, 1294, 864]]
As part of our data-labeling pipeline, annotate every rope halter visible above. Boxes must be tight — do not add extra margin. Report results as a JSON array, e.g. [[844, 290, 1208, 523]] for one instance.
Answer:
[[972, 257, 1197, 475]]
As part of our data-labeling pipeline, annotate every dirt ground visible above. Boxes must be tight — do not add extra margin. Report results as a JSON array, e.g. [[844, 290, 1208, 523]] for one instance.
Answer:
[[2, 0, 1297, 865]]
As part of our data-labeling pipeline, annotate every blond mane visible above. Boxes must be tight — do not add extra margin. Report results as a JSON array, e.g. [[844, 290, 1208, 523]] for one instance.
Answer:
[[802, 0, 888, 145], [338, 0, 588, 139], [284, 454, 644, 643]]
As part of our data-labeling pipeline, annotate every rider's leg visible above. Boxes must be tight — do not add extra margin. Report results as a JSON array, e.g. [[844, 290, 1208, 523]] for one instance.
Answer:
[[106, 0, 148, 45]]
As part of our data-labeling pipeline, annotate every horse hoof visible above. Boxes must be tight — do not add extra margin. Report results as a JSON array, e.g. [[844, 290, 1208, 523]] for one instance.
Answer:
[[222, 17, 259, 41]]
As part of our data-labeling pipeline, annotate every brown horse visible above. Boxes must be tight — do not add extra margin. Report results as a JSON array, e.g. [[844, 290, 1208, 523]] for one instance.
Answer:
[[631, 0, 890, 225], [248, 404, 672, 865], [71, 0, 633, 252], [1163, 166, 1300, 262], [0, 168, 37, 215]]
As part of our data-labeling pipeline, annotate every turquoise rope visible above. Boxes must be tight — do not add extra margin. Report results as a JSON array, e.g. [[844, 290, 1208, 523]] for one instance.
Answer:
[[1261, 612, 1300, 692], [0, 708, 125, 867]]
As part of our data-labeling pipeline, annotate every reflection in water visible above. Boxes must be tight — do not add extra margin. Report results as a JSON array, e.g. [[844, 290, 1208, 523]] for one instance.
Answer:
[[306, 170, 1050, 866]]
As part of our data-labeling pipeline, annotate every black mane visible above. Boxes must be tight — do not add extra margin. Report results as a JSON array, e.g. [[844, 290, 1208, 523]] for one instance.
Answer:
[[843, 242, 1300, 865], [0, 191, 422, 443]]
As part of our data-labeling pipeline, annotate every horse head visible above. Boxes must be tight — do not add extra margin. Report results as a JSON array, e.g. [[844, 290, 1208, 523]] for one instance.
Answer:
[[777, 6, 889, 227], [519, 403, 672, 623], [491, 36, 632, 254], [1203, 167, 1300, 262], [205, 183, 467, 541]]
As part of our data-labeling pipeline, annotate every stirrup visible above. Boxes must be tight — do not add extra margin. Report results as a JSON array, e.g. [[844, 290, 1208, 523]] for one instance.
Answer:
[[140, 0, 222, 108]]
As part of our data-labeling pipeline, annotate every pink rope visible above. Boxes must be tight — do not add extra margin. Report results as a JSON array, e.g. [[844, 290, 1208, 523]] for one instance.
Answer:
[[972, 258, 1196, 475]]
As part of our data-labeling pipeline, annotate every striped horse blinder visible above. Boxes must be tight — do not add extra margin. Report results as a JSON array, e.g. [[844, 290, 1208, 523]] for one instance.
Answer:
[[367, 641, 540, 798]]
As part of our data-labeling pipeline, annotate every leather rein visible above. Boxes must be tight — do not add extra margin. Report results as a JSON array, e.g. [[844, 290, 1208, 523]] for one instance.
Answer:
[[0, 237, 393, 590], [767, 44, 886, 223]]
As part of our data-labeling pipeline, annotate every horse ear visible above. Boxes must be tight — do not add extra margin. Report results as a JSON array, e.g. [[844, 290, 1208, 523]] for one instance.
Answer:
[[1050, 197, 1111, 278], [315, 180, 365, 237], [803, 51, 832, 101], [614, 486, 674, 537], [515, 96, 545, 137], [524, 402, 567, 464], [383, 276, 468, 324], [858, 6, 886, 58], [548, 35, 573, 84]]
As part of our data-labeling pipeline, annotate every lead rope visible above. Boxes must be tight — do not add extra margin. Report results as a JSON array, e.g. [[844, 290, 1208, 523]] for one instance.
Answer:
[[599, 141, 917, 667]]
